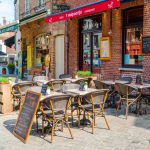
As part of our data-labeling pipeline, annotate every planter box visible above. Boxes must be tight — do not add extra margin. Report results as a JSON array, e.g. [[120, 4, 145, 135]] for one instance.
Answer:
[[78, 75, 97, 80], [0, 83, 13, 114]]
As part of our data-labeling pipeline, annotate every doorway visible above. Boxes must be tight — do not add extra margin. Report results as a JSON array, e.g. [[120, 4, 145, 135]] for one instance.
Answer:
[[55, 35, 64, 79]]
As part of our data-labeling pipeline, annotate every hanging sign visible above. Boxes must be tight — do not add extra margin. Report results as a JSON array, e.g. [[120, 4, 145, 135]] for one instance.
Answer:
[[45, 0, 120, 23], [0, 24, 18, 34]]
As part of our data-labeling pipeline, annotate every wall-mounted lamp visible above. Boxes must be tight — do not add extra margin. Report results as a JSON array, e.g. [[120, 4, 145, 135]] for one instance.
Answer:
[[46, 32, 51, 38], [17, 39, 22, 45]]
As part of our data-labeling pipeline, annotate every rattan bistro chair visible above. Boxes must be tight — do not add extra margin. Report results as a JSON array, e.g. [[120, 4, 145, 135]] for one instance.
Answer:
[[77, 90, 110, 134], [61, 83, 80, 125], [115, 83, 141, 119], [93, 80, 115, 108], [41, 94, 73, 143], [46, 80, 66, 92], [74, 78, 92, 88], [11, 84, 22, 110]]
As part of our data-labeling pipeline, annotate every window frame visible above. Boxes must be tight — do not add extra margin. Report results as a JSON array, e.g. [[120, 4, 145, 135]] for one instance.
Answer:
[[25, 0, 30, 15], [122, 6, 144, 69], [38, 0, 45, 6]]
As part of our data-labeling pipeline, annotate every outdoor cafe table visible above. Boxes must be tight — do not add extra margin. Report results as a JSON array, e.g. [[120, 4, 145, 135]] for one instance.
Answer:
[[64, 88, 108, 126], [34, 77, 87, 86]]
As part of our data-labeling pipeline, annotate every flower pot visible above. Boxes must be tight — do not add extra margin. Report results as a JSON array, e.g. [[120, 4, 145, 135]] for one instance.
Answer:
[[2, 70, 6, 75], [8, 68, 14, 74]]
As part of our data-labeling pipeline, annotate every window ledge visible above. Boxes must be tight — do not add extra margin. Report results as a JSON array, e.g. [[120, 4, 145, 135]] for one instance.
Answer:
[[119, 68, 144, 72]]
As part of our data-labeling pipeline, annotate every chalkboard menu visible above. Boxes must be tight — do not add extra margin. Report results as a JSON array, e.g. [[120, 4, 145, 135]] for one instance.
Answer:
[[142, 37, 150, 55], [13, 91, 41, 143]]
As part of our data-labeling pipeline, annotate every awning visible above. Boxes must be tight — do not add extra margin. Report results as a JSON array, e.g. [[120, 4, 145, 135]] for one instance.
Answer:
[[45, 0, 120, 23], [0, 51, 7, 56], [4, 36, 15, 48]]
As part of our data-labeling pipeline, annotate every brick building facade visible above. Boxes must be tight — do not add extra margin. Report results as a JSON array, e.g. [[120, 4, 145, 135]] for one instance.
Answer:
[[64, 0, 150, 81], [19, 0, 66, 78]]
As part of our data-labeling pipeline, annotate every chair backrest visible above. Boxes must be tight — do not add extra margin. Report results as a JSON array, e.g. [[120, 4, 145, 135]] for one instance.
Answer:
[[74, 78, 92, 88], [18, 82, 34, 94], [43, 95, 72, 118], [119, 76, 133, 84], [93, 80, 109, 89], [91, 90, 108, 105], [33, 76, 48, 82], [12, 83, 20, 94], [61, 83, 80, 92], [59, 74, 72, 79], [115, 83, 128, 96], [47, 80, 66, 91]]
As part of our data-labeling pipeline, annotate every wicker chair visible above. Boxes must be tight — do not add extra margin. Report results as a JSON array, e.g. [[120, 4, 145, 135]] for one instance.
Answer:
[[115, 83, 141, 119], [93, 80, 115, 108], [17, 82, 34, 108], [46, 80, 66, 92], [61, 83, 80, 126], [77, 90, 110, 134], [40, 94, 73, 143], [11, 83, 22, 110], [74, 78, 92, 88], [59, 74, 72, 79]]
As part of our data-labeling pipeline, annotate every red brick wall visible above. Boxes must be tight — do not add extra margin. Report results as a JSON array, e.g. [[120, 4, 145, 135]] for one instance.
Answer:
[[143, 1, 150, 80], [67, 0, 150, 81]]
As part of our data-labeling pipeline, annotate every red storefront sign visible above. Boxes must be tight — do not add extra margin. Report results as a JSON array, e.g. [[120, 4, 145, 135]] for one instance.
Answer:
[[45, 0, 120, 23]]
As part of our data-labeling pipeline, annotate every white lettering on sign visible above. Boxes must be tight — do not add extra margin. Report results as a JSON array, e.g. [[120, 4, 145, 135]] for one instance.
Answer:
[[59, 16, 64, 19], [84, 8, 96, 13], [66, 10, 82, 18]]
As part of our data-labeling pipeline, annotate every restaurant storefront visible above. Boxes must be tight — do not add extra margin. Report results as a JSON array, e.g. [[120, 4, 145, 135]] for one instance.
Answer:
[[45, 0, 150, 80]]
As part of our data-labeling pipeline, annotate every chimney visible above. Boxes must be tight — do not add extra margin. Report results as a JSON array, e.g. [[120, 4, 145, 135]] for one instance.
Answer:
[[2, 17, 7, 25]]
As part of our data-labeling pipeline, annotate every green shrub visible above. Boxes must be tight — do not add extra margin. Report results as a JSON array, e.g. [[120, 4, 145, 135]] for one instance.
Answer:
[[0, 77, 9, 83], [7, 64, 15, 69], [77, 71, 93, 76]]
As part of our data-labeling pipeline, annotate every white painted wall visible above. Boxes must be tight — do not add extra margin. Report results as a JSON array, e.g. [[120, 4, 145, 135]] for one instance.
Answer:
[[0, 39, 7, 53]]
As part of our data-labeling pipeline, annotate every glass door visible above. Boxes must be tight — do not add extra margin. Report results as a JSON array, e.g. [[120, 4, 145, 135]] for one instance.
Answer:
[[92, 32, 102, 71], [83, 33, 91, 71]]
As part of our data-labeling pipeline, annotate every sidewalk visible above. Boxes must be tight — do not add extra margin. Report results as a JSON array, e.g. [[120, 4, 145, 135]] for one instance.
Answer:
[[0, 109, 150, 150]]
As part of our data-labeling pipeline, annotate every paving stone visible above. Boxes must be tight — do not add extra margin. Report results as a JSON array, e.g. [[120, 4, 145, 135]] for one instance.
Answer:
[[0, 108, 150, 150]]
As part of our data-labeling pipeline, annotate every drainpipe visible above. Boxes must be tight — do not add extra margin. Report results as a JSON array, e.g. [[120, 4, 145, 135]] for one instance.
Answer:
[[66, 20, 69, 74]]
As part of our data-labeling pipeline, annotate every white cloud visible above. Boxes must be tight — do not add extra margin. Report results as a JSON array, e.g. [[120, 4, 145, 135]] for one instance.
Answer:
[[0, 0, 14, 24]]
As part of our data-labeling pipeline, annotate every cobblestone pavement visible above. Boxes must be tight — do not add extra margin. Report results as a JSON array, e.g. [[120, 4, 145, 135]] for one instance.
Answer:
[[0, 109, 150, 150]]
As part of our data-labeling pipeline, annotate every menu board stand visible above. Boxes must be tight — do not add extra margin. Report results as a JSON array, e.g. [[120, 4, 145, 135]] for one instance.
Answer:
[[13, 90, 41, 143]]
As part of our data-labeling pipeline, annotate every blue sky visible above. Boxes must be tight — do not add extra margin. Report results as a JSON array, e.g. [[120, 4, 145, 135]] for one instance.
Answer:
[[0, 0, 14, 25]]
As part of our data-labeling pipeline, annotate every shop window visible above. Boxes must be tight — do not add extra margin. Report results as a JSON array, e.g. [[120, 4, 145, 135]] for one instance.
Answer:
[[79, 15, 102, 73], [123, 7, 143, 68], [25, 0, 30, 15], [35, 34, 49, 66], [39, 0, 45, 6]]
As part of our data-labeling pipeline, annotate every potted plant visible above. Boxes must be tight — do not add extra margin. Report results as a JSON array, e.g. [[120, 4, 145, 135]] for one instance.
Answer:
[[7, 64, 15, 74], [2, 68, 6, 75], [77, 71, 97, 80]]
